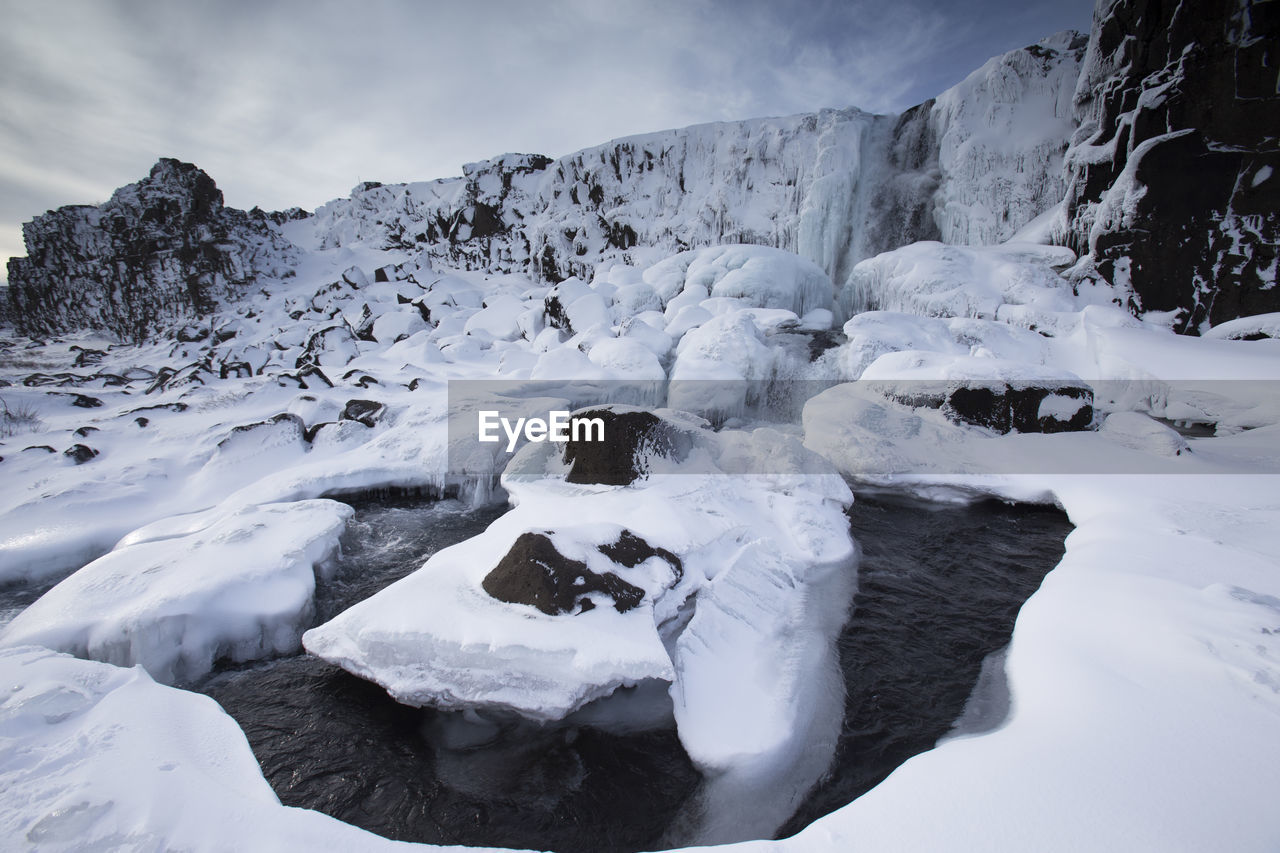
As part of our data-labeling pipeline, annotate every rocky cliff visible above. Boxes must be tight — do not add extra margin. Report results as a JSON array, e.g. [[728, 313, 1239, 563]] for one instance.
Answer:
[[1057, 0, 1279, 331], [6, 159, 296, 341], [8, 0, 1276, 341], [309, 33, 1086, 292]]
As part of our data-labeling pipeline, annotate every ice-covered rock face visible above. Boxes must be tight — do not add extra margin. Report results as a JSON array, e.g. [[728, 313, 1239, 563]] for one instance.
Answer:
[[300, 36, 1083, 293], [1056, 0, 1280, 332], [6, 159, 297, 342]]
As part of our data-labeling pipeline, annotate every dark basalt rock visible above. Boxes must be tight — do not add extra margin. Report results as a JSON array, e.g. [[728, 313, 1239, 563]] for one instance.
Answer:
[[71, 347, 105, 367], [481, 532, 646, 616], [884, 382, 1093, 434], [945, 384, 1093, 434], [1058, 0, 1280, 331], [134, 417, 150, 427], [64, 444, 99, 464], [303, 421, 339, 443], [23, 445, 56, 453], [277, 364, 334, 390], [340, 399, 385, 428], [296, 325, 358, 369], [219, 360, 254, 379], [542, 292, 572, 334], [73, 425, 99, 437], [353, 304, 378, 342], [598, 529, 683, 581], [146, 362, 213, 394], [562, 408, 696, 486], [71, 393, 103, 409], [6, 158, 296, 341], [176, 323, 209, 343], [126, 401, 188, 416]]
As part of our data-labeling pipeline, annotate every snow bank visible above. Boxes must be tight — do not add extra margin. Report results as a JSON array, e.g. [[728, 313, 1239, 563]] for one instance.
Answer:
[[0, 646, 441, 852], [780, 409, 1280, 851], [840, 240, 1083, 327], [1, 500, 352, 684]]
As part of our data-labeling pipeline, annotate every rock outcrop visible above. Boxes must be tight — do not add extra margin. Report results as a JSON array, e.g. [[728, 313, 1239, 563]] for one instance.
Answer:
[[6, 159, 296, 341], [1056, 0, 1279, 332]]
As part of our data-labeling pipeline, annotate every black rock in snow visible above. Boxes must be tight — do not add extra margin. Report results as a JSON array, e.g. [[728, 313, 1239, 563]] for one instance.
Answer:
[[1057, 0, 1280, 332], [481, 531, 646, 615], [561, 407, 696, 486]]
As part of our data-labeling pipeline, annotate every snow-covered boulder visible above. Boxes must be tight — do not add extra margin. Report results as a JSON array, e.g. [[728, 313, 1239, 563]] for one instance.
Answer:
[[840, 241, 1083, 328], [305, 410, 857, 842], [644, 245, 835, 319], [1, 500, 352, 684], [860, 351, 1094, 434]]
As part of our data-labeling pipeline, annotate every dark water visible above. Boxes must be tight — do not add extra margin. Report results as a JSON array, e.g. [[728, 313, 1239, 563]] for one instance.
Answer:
[[780, 492, 1072, 836], [202, 496, 701, 853], [200, 491, 1070, 852], [0, 574, 63, 630]]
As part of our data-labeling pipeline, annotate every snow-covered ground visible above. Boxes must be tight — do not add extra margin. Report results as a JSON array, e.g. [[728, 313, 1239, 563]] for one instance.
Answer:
[[3, 78, 1280, 849]]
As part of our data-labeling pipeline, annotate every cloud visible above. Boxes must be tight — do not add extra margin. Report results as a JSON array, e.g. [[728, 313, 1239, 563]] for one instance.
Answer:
[[0, 0, 1094, 284]]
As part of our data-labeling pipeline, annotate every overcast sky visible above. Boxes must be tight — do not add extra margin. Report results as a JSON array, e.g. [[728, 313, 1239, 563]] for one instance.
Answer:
[[0, 0, 1096, 284]]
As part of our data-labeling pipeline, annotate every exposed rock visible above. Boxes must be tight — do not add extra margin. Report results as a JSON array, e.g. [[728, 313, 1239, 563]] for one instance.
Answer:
[[481, 531, 646, 615], [176, 323, 209, 343], [339, 398, 385, 427], [218, 360, 253, 379], [945, 383, 1093, 434], [305, 37, 1083, 290], [145, 362, 214, 394], [64, 444, 99, 464], [598, 529, 683, 581], [70, 393, 103, 409], [1057, 0, 1280, 331], [71, 347, 105, 367], [215, 413, 307, 457], [6, 158, 297, 341], [296, 325, 359, 369], [562, 408, 696, 485], [884, 382, 1094, 434]]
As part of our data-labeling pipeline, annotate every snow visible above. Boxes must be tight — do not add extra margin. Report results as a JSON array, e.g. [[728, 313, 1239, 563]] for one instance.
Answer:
[[305, 417, 857, 844], [1203, 312, 1280, 341], [733, 469, 1280, 853], [1, 500, 352, 684], [0, 646, 447, 852], [2, 23, 1279, 852]]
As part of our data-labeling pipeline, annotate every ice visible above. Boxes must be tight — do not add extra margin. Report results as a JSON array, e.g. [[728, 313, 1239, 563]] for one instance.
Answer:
[[1, 500, 353, 684]]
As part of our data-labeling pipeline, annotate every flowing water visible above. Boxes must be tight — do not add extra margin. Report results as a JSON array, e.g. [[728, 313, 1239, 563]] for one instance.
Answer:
[[193, 490, 1070, 852]]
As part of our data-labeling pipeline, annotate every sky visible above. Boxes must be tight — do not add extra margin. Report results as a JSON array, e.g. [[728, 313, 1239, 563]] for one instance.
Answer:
[[0, 0, 1097, 284]]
